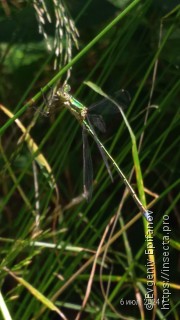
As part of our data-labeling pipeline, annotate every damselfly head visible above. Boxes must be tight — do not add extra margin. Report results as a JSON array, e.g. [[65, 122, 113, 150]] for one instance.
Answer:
[[56, 83, 71, 102]]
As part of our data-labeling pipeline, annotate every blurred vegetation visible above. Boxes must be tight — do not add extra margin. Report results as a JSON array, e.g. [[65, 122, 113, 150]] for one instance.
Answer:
[[0, 0, 179, 319]]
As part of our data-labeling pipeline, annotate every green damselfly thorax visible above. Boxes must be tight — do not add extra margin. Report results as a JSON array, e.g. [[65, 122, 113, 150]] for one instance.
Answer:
[[43, 84, 152, 221]]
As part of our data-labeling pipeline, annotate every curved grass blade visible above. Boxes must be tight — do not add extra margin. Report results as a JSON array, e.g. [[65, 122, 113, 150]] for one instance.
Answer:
[[84, 81, 152, 220]]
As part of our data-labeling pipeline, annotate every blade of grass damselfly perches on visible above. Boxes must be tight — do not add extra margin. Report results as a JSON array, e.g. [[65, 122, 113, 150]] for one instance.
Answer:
[[44, 84, 152, 221]]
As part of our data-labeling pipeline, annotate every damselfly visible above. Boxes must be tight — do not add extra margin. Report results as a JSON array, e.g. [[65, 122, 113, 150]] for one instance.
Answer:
[[44, 84, 152, 221]]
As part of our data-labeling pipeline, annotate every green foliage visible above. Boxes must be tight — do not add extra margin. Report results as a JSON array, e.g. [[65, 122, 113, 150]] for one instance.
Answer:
[[0, 1, 179, 319]]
